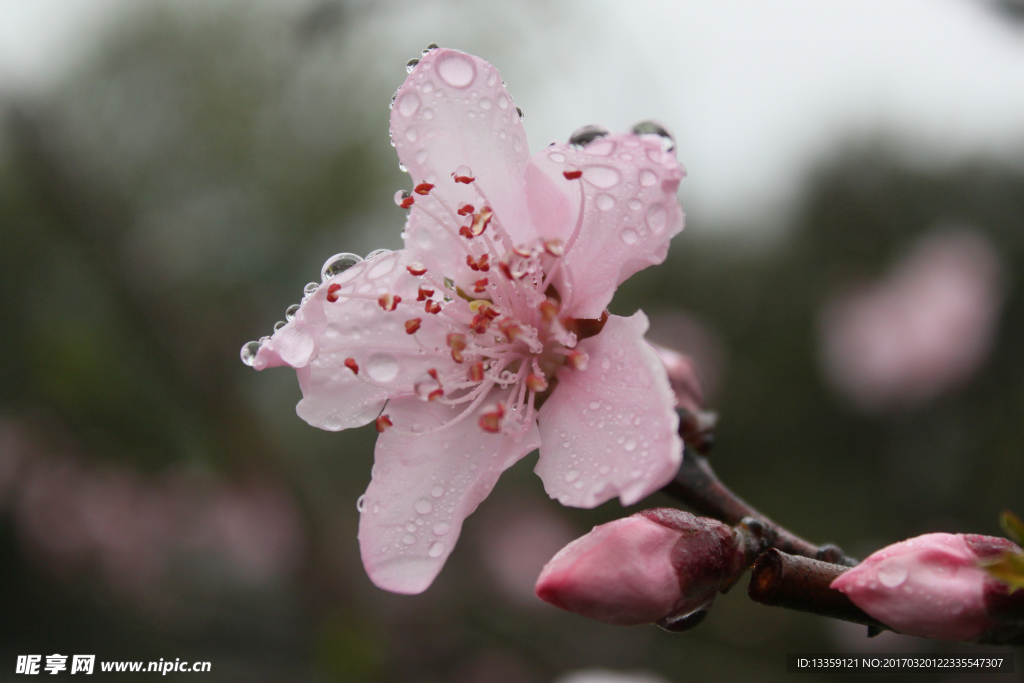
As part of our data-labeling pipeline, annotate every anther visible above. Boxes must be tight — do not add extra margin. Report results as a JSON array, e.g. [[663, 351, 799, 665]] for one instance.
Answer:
[[378, 293, 401, 311], [447, 333, 467, 363], [459, 225, 473, 239], [394, 189, 414, 209], [452, 165, 475, 184], [565, 349, 589, 371], [375, 415, 393, 433], [544, 239, 565, 257], [469, 300, 500, 319], [344, 358, 359, 374], [466, 254, 490, 272], [469, 207, 492, 237], [414, 182, 434, 195], [406, 262, 427, 276], [498, 319, 521, 342], [425, 300, 442, 314], [526, 373, 548, 393], [405, 318, 422, 334], [469, 314, 491, 334], [539, 298, 559, 322], [563, 168, 582, 180], [327, 283, 342, 303], [457, 203, 475, 216], [470, 361, 485, 382], [417, 286, 435, 301], [474, 278, 489, 293], [479, 403, 506, 433]]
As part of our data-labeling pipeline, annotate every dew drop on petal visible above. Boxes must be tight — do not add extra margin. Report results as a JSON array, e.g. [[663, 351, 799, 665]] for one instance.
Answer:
[[365, 248, 392, 261], [516, 106, 524, 120], [402, 533, 416, 545], [624, 439, 637, 452], [366, 353, 399, 382], [433, 522, 450, 536], [639, 169, 658, 187], [285, 304, 301, 321], [565, 469, 580, 483], [398, 92, 420, 117], [631, 120, 676, 152], [596, 193, 615, 211], [356, 495, 366, 512], [430, 484, 445, 498], [274, 320, 287, 331], [621, 228, 639, 244], [304, 282, 319, 296], [628, 198, 642, 211], [240, 341, 260, 366], [428, 541, 446, 558], [437, 52, 476, 87], [584, 166, 621, 189], [406, 57, 420, 73], [414, 498, 433, 515], [322, 253, 363, 281], [877, 561, 909, 588], [406, 127, 418, 142], [568, 125, 609, 148], [646, 204, 668, 233], [422, 108, 434, 120], [479, 98, 492, 110]]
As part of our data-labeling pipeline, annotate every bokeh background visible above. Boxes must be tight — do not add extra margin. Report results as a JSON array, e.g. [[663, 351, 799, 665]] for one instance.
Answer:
[[2, 1, 1024, 681]]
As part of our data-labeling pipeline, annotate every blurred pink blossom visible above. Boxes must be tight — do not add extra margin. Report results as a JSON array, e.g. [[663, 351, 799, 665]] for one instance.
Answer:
[[831, 532, 1020, 641], [249, 48, 686, 595], [820, 228, 1005, 411]]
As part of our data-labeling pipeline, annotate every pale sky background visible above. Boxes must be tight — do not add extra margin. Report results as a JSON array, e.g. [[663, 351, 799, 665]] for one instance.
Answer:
[[2, 0, 1023, 230]]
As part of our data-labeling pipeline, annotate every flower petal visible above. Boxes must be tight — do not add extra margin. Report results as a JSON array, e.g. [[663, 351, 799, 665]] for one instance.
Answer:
[[536, 311, 682, 508], [527, 134, 685, 319], [358, 390, 541, 594], [392, 48, 536, 254], [268, 250, 459, 431]]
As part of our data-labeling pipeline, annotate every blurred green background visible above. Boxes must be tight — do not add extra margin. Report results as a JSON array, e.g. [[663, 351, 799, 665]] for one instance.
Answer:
[[1, 1, 1023, 681]]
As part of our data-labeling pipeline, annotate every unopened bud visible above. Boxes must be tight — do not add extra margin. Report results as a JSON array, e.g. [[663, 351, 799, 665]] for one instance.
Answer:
[[535, 509, 751, 627], [831, 533, 1023, 642]]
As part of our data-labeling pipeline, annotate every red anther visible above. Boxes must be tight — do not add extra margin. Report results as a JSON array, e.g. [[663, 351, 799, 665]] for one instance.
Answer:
[[453, 173, 475, 184], [405, 318, 422, 334], [344, 358, 359, 374], [482, 304, 501, 320], [470, 207, 492, 237], [457, 203, 475, 216], [539, 298, 560, 321], [563, 168, 583, 180], [474, 278, 489, 293], [378, 293, 401, 311], [470, 361, 485, 382], [526, 373, 549, 393], [565, 349, 589, 371], [417, 286, 435, 301], [469, 314, 491, 334], [513, 244, 533, 258], [327, 283, 342, 302], [375, 415, 393, 433], [406, 262, 427, 276], [400, 196, 415, 209], [544, 239, 565, 257], [498, 262, 513, 280], [424, 300, 442, 314], [420, 368, 444, 401], [498, 319, 521, 342], [459, 226, 474, 239], [414, 182, 434, 195], [479, 403, 506, 433], [477, 254, 490, 271], [447, 333, 467, 363]]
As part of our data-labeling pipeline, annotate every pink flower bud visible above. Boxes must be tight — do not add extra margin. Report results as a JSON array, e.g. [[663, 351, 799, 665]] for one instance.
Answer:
[[831, 533, 1022, 641], [535, 509, 747, 626]]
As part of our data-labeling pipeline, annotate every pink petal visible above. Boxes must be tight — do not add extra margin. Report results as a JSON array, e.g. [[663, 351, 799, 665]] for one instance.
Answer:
[[271, 250, 458, 431], [526, 134, 685, 319], [392, 48, 536, 257], [536, 312, 682, 508], [358, 390, 541, 594]]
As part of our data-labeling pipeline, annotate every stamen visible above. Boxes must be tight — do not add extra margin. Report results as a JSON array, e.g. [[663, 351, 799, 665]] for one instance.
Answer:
[[406, 262, 427, 276], [466, 254, 490, 272], [544, 239, 565, 257], [327, 283, 342, 303], [405, 318, 422, 334], [448, 333, 467, 363], [459, 226, 473, 239], [375, 415, 393, 432], [394, 189, 414, 209], [378, 293, 401, 311], [414, 182, 434, 195], [469, 314, 491, 334], [344, 358, 359, 374], [417, 286, 435, 301], [498, 319, 521, 342], [473, 278, 489, 293], [453, 165, 475, 184], [563, 349, 589, 370], [425, 300, 442, 314], [470, 361, 485, 382], [479, 403, 506, 433], [539, 298, 559, 322], [470, 207, 492, 237], [563, 168, 582, 180], [413, 369, 445, 401], [457, 203, 475, 216], [526, 373, 548, 393]]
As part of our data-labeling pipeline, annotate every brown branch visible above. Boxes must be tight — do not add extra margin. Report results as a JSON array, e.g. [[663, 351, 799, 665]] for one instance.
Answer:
[[662, 445, 858, 566]]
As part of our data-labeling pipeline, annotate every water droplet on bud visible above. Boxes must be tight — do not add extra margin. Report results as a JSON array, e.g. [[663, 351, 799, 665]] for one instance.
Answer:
[[631, 120, 675, 152], [406, 58, 420, 73], [304, 282, 319, 296], [285, 304, 300, 321], [240, 340, 261, 366], [321, 253, 363, 282], [516, 106, 524, 120], [273, 320, 286, 332], [569, 125, 609, 148], [365, 249, 392, 261]]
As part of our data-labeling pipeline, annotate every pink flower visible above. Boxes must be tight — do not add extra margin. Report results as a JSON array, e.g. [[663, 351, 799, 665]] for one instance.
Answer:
[[830, 532, 1021, 641], [535, 509, 747, 626], [244, 48, 685, 594]]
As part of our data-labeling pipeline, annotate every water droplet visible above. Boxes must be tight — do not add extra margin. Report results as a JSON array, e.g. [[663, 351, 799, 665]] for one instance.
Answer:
[[569, 125, 609, 148], [240, 340, 261, 366], [639, 169, 658, 187], [422, 109, 434, 120], [479, 98, 492, 110], [589, 402, 601, 410], [304, 282, 319, 296], [416, 149, 428, 164], [433, 522, 450, 536], [366, 353, 399, 382], [516, 106, 523, 120], [646, 204, 668, 234], [274, 320, 287, 331], [394, 189, 411, 206], [389, 91, 397, 110], [584, 166, 621, 189], [631, 120, 675, 152], [402, 533, 416, 545], [437, 52, 476, 87], [422, 81, 434, 94], [624, 439, 637, 452], [422, 43, 439, 54], [406, 127, 418, 142], [406, 523, 417, 532], [321, 253, 363, 282], [365, 248, 392, 261], [877, 561, 909, 588], [414, 498, 433, 515], [565, 469, 580, 483], [586, 139, 616, 156], [428, 541, 445, 558], [620, 228, 638, 244], [285, 304, 301, 321], [406, 57, 420, 73], [455, 164, 473, 179], [356, 495, 366, 512], [398, 92, 420, 117], [498, 95, 509, 110], [430, 484, 445, 498], [628, 198, 642, 210], [399, 162, 408, 173]]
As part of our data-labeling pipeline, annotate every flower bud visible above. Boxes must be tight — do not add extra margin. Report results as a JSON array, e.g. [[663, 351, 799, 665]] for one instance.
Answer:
[[535, 509, 749, 626], [831, 532, 1022, 642]]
